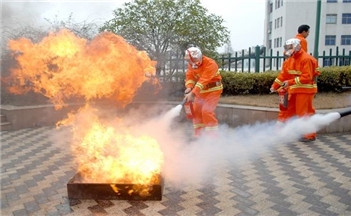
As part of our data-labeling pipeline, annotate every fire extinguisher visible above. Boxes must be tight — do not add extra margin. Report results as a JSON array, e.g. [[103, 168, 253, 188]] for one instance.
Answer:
[[183, 101, 194, 119], [278, 87, 288, 111]]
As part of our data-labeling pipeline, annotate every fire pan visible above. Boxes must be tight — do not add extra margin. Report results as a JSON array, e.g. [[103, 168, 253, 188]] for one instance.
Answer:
[[67, 173, 163, 201]]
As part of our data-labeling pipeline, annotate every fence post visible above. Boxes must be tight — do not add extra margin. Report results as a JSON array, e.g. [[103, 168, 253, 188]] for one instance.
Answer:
[[235, 52, 238, 72], [241, 49, 244, 72], [336, 46, 339, 66], [276, 51, 280, 71], [221, 55, 225, 71], [269, 49, 273, 70], [263, 47, 266, 72], [255, 45, 260, 73], [228, 53, 231, 71], [249, 48, 252, 72], [322, 50, 326, 67]]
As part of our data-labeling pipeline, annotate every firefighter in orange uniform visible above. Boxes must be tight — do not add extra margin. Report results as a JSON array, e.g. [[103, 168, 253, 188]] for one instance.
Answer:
[[295, 24, 310, 52], [183, 46, 223, 138], [270, 38, 320, 142]]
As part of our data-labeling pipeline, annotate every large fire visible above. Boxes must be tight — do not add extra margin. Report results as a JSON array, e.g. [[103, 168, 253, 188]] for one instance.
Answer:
[[5, 29, 158, 109], [5, 29, 163, 192]]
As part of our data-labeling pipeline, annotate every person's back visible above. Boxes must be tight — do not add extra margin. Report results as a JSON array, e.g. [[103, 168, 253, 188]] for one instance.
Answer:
[[295, 24, 310, 53]]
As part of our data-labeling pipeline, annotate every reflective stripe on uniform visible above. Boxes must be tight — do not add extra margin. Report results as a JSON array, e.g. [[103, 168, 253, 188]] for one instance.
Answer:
[[195, 82, 204, 90], [290, 84, 317, 89], [214, 70, 220, 77], [274, 78, 283, 85], [295, 77, 301, 85], [288, 70, 302, 75], [186, 80, 195, 86], [193, 123, 205, 129], [200, 85, 223, 93], [204, 126, 218, 131]]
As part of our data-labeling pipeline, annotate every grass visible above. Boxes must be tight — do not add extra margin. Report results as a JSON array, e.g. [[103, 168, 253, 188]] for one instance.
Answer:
[[219, 92, 351, 109]]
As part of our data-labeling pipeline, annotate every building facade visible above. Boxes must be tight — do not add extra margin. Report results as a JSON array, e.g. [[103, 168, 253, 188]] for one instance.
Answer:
[[264, 0, 351, 66]]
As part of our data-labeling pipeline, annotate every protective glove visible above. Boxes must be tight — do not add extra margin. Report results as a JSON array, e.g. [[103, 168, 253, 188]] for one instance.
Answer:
[[282, 81, 289, 88], [184, 92, 194, 102], [184, 88, 192, 94]]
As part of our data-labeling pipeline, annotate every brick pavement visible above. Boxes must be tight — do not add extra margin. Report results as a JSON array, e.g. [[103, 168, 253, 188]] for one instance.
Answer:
[[1, 126, 351, 216]]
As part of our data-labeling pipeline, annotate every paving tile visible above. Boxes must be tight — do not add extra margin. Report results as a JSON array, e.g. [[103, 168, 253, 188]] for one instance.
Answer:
[[1, 127, 351, 215]]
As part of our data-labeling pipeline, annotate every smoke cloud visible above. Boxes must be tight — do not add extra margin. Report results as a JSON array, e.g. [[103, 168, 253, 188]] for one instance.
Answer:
[[48, 101, 343, 189], [137, 105, 341, 188]]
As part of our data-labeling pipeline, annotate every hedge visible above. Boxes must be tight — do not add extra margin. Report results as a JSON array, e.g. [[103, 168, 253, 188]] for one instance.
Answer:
[[221, 65, 351, 95]]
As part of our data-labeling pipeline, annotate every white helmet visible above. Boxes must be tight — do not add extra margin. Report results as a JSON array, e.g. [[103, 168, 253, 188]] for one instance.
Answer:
[[284, 38, 301, 57], [184, 47, 203, 68]]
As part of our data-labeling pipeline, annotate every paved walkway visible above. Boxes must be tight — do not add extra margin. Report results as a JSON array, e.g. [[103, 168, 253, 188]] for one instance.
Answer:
[[1, 126, 351, 216]]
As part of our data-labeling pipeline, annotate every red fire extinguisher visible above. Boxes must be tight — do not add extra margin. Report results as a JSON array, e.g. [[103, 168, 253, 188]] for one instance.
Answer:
[[183, 101, 194, 119], [278, 87, 288, 111]]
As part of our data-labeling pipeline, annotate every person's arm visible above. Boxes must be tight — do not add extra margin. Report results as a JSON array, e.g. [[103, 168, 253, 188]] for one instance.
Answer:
[[301, 38, 308, 53], [271, 62, 289, 91], [185, 66, 196, 93]]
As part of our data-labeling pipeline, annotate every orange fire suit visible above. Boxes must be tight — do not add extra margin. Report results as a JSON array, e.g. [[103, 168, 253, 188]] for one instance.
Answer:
[[271, 49, 320, 139], [295, 33, 308, 52], [185, 56, 223, 137]]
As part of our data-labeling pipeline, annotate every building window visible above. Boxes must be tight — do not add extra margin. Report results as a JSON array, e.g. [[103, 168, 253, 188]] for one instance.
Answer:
[[342, 13, 351, 24], [281, 16, 283, 27], [325, 35, 336, 45], [343, 0, 351, 2], [323, 59, 334, 66], [340, 58, 350, 66], [269, 3, 273, 13], [327, 0, 337, 2], [281, 0, 283, 6], [268, 40, 272, 49], [268, 21, 272, 33], [341, 35, 351, 45], [279, 37, 282, 47], [326, 14, 337, 24]]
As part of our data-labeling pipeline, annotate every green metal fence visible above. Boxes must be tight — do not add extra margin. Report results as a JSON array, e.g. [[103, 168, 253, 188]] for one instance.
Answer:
[[157, 46, 351, 78], [218, 46, 351, 73]]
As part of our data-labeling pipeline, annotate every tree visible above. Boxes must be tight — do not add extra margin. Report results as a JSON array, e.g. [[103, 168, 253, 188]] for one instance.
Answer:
[[223, 39, 234, 55], [45, 13, 99, 40], [100, 0, 229, 75]]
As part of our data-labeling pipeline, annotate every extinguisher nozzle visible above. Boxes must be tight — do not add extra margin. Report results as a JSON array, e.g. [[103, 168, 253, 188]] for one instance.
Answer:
[[339, 109, 351, 118], [181, 100, 187, 106]]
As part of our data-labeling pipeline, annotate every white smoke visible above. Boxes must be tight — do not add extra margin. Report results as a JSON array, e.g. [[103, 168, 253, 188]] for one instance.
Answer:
[[47, 102, 343, 189], [144, 106, 342, 188]]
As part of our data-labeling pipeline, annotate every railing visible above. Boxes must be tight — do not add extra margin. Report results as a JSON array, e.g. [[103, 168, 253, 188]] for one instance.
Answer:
[[157, 46, 351, 76], [218, 46, 351, 73]]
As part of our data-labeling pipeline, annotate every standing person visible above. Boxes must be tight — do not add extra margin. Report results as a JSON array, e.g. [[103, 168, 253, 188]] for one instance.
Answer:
[[183, 46, 223, 138], [295, 24, 310, 53], [270, 38, 320, 142]]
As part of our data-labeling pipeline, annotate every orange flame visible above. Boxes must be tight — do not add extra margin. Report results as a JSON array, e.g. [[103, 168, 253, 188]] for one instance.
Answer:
[[6, 29, 158, 109], [63, 105, 164, 187], [70, 105, 163, 185], [5, 29, 164, 191]]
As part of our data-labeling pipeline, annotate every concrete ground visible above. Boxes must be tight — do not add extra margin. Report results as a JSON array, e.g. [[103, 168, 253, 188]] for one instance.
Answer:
[[1, 126, 351, 216]]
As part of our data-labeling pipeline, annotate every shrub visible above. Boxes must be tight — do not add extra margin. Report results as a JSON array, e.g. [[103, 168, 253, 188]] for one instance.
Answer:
[[221, 66, 351, 95]]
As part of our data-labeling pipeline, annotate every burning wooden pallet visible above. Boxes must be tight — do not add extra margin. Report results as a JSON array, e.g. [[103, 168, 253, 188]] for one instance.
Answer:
[[67, 173, 163, 201]]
